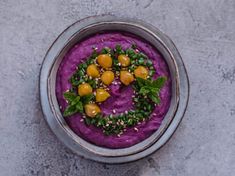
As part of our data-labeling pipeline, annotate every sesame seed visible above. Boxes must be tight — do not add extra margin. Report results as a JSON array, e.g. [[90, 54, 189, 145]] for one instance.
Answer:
[[59, 106, 62, 109], [132, 95, 135, 98], [92, 110, 96, 113], [113, 109, 116, 113], [106, 124, 109, 127], [117, 134, 121, 137], [82, 115, 86, 119], [134, 127, 138, 131], [80, 119, 84, 122], [125, 111, 128, 114], [153, 113, 157, 116]]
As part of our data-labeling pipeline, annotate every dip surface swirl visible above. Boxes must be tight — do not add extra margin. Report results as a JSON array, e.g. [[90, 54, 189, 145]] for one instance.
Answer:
[[56, 32, 172, 148]]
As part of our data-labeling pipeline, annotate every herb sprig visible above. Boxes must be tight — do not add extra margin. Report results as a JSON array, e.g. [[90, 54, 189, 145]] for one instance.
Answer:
[[135, 77, 167, 104], [63, 92, 94, 117]]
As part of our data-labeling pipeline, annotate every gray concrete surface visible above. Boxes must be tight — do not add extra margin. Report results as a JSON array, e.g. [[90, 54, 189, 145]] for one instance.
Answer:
[[0, 0, 235, 175]]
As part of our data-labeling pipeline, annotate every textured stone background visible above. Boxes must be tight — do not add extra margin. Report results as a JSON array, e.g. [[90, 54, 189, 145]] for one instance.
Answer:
[[0, 0, 235, 175]]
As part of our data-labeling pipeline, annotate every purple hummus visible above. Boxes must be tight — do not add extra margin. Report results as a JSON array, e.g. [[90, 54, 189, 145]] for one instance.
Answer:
[[56, 32, 171, 149]]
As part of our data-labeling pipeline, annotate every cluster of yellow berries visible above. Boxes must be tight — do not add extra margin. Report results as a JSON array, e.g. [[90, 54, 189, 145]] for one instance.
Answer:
[[78, 54, 149, 117]]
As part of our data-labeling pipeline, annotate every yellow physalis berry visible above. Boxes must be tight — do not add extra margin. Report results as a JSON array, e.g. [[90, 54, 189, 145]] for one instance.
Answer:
[[97, 54, 112, 68], [120, 71, 134, 85], [86, 64, 99, 78], [78, 83, 92, 96], [84, 103, 101, 118], [118, 55, 130, 67], [101, 71, 115, 85], [96, 88, 110, 102], [134, 66, 149, 79]]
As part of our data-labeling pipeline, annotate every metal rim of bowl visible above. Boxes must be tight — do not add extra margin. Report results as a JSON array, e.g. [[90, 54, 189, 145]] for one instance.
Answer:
[[40, 15, 189, 163]]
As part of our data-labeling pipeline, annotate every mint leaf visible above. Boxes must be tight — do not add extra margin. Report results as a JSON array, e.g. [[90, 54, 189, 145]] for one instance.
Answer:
[[71, 96, 81, 106], [139, 86, 151, 94], [63, 92, 76, 103], [63, 105, 78, 117], [81, 94, 94, 105], [136, 77, 146, 87], [135, 76, 166, 104], [149, 93, 160, 104], [153, 76, 167, 89], [76, 101, 83, 112]]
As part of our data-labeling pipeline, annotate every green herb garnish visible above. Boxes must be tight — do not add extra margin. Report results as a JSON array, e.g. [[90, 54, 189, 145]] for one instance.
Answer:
[[62, 44, 167, 135], [63, 92, 94, 117]]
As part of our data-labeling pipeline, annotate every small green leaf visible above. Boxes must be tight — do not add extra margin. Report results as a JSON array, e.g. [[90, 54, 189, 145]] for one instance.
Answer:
[[76, 101, 83, 112], [136, 77, 146, 87], [149, 93, 160, 104], [63, 105, 78, 117], [146, 60, 153, 66], [139, 86, 151, 94], [138, 58, 145, 65], [101, 47, 111, 54], [81, 94, 94, 105], [71, 96, 81, 105], [153, 76, 167, 88], [63, 92, 76, 103]]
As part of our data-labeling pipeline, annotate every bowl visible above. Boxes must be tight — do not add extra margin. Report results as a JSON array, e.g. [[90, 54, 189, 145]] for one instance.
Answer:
[[40, 15, 189, 163]]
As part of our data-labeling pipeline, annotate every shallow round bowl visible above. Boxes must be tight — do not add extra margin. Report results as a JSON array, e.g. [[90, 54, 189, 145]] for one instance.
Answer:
[[40, 15, 189, 163]]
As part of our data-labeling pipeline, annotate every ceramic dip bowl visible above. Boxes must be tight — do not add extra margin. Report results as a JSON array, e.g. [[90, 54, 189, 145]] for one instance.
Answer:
[[40, 15, 189, 163]]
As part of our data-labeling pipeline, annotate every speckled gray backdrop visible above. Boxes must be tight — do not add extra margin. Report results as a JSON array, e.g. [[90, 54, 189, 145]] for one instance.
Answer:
[[0, 0, 235, 175]]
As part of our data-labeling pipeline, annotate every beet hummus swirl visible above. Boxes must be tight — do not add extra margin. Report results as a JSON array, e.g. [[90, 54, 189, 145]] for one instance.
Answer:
[[56, 32, 171, 149]]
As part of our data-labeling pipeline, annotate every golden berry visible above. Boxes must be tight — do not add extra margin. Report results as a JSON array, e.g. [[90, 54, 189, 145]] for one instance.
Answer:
[[96, 88, 110, 102], [78, 83, 92, 96], [97, 54, 112, 68], [120, 71, 134, 85], [134, 66, 149, 79], [101, 71, 115, 85], [86, 64, 99, 78], [84, 103, 101, 117], [118, 55, 130, 67]]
